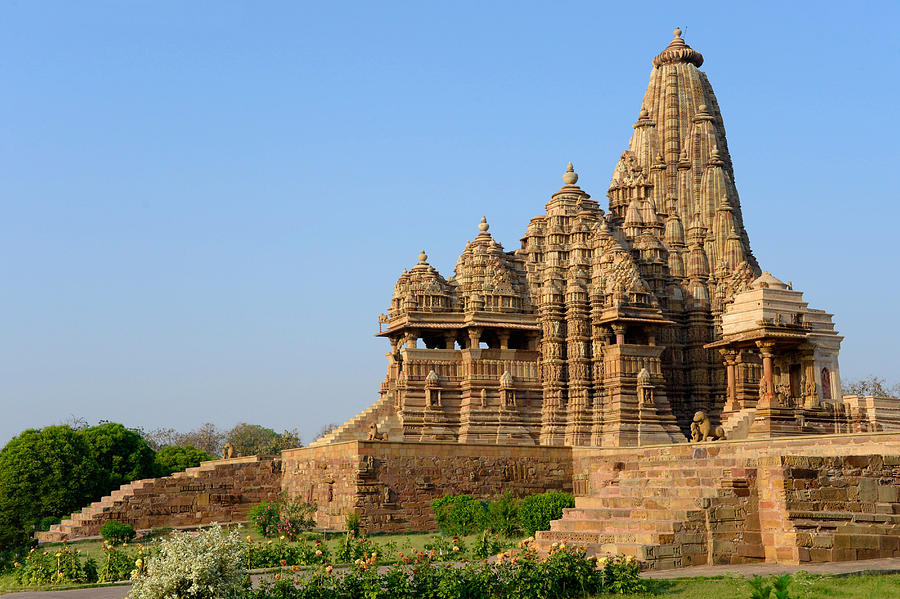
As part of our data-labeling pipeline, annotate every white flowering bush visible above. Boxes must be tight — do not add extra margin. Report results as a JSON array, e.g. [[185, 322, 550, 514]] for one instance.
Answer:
[[129, 524, 246, 599]]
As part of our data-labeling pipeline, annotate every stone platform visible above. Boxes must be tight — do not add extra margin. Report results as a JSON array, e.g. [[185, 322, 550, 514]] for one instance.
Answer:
[[37, 456, 281, 543], [536, 432, 900, 569], [40, 433, 900, 574]]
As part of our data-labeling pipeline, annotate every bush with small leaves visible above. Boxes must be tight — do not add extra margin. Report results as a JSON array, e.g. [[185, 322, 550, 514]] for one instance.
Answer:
[[129, 524, 246, 599], [517, 491, 574, 536], [12, 544, 97, 586], [100, 520, 136, 544], [345, 512, 361, 536], [431, 494, 489, 536]]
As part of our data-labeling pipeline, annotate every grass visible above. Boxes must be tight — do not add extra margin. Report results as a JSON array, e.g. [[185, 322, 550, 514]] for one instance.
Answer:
[[591, 572, 900, 598]]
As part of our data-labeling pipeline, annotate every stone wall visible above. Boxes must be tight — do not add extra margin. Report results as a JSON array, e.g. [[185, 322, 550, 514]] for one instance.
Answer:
[[281, 442, 361, 530], [541, 432, 900, 568], [38, 456, 281, 542], [760, 453, 900, 563], [282, 441, 572, 533]]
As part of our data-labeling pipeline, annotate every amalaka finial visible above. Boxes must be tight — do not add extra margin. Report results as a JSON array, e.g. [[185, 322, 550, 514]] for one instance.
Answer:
[[478, 216, 489, 232], [562, 162, 579, 185], [673, 27, 682, 39], [418, 250, 428, 263]]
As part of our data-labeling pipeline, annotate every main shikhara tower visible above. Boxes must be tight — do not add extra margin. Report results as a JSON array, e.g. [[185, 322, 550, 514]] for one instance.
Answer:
[[313, 29, 856, 449]]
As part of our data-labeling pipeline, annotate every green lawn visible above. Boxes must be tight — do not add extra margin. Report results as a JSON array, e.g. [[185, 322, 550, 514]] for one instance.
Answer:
[[594, 572, 900, 599]]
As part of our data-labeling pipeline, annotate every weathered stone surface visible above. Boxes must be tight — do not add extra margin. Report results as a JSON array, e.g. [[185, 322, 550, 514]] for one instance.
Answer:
[[37, 456, 281, 542]]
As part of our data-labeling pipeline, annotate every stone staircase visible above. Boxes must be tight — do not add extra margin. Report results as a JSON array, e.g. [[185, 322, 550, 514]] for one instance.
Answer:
[[534, 455, 757, 569], [308, 395, 401, 447], [38, 456, 279, 543], [721, 407, 756, 440]]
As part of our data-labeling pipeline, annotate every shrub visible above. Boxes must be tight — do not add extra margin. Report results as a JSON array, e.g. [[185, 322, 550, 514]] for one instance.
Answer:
[[431, 494, 489, 536], [249, 501, 281, 538], [248, 495, 316, 541], [335, 532, 378, 564], [598, 554, 646, 594], [473, 529, 502, 559], [100, 520, 136, 544], [245, 538, 330, 568], [423, 534, 467, 560], [345, 512, 360, 536], [488, 491, 520, 537], [154, 445, 213, 476], [38, 516, 61, 532], [236, 543, 630, 599], [12, 544, 97, 586], [517, 491, 574, 536], [97, 542, 150, 582], [129, 524, 246, 599]]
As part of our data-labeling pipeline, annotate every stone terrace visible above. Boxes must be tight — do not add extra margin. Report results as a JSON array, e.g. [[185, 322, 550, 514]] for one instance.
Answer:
[[535, 432, 900, 569]]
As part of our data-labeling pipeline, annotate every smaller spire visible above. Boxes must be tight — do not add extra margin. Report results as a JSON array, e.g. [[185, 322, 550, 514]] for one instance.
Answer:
[[478, 216, 489, 232], [418, 250, 428, 263], [563, 162, 579, 185]]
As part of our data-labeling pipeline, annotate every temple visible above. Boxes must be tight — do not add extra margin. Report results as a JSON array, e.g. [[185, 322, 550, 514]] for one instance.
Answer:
[[312, 28, 893, 449], [42, 29, 900, 570]]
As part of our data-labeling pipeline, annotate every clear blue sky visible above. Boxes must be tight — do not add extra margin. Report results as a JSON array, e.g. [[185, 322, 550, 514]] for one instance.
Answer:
[[1, 1, 898, 447]]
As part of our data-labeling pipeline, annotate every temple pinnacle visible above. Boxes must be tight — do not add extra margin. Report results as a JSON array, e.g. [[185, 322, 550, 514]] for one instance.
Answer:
[[673, 27, 682, 39], [478, 216, 489, 232], [418, 250, 428, 263], [563, 162, 578, 185]]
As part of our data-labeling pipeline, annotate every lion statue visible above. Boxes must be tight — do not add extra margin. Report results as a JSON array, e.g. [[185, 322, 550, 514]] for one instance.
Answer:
[[690, 411, 726, 442], [222, 441, 236, 459], [367, 423, 387, 442]]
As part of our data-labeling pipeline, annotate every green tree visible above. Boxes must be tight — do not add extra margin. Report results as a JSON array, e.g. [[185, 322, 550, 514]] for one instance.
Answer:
[[0, 426, 100, 549], [225, 423, 301, 456], [154, 445, 214, 476], [79, 422, 156, 496], [843, 375, 900, 398]]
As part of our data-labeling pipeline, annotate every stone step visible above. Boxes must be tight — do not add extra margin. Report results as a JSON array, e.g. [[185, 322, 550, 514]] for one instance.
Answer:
[[562, 506, 697, 522], [548, 518, 684, 536], [574, 495, 709, 511]]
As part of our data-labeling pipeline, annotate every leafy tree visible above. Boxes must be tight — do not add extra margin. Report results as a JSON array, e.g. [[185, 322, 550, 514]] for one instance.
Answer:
[[139, 423, 225, 455], [843, 375, 900, 398], [225, 423, 301, 456], [154, 445, 214, 476], [79, 422, 156, 495], [0, 426, 100, 549]]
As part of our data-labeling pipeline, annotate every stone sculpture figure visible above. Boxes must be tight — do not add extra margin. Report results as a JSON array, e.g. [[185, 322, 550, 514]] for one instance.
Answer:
[[222, 442, 235, 459], [367, 423, 387, 441], [691, 411, 725, 442]]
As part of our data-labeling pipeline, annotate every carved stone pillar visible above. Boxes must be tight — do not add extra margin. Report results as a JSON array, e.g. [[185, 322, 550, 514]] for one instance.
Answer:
[[612, 324, 626, 345], [803, 356, 817, 409], [467, 327, 482, 349], [443, 333, 455, 350], [497, 331, 510, 350], [723, 350, 738, 410], [756, 341, 776, 407], [405, 330, 419, 349]]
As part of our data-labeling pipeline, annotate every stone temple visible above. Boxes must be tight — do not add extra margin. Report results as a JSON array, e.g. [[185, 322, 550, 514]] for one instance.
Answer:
[[41, 29, 900, 570], [310, 27, 869, 449]]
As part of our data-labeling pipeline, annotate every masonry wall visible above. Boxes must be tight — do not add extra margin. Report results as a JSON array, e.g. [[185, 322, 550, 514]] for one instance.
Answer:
[[38, 456, 281, 542], [281, 442, 361, 530], [556, 432, 900, 567], [281, 441, 573, 533]]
